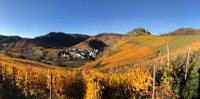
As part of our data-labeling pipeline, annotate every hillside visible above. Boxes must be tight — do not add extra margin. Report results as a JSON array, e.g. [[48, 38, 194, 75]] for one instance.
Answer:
[[2, 39, 35, 49], [82, 28, 200, 69], [73, 33, 122, 50]]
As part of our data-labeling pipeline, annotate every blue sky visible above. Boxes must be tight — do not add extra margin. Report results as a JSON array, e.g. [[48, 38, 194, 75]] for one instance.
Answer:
[[0, 0, 200, 38]]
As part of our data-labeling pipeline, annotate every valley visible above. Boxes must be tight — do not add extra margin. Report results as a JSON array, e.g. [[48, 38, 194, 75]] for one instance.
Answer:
[[1, 28, 200, 98]]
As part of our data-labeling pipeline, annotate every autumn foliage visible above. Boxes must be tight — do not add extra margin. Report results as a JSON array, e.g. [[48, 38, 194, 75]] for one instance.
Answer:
[[1, 35, 200, 98]]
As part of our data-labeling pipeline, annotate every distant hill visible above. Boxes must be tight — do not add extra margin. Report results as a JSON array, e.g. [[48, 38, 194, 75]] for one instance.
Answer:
[[73, 33, 122, 50], [126, 28, 151, 36], [163, 28, 200, 36], [2, 28, 200, 53], [0, 32, 90, 50], [0, 35, 22, 43], [33, 32, 90, 48]]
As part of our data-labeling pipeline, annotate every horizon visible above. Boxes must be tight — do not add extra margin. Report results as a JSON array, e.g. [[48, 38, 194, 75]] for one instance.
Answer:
[[1, 0, 200, 38], [1, 27, 200, 39]]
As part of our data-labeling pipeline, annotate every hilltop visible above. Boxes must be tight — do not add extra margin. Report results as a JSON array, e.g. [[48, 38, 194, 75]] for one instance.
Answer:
[[126, 28, 151, 36]]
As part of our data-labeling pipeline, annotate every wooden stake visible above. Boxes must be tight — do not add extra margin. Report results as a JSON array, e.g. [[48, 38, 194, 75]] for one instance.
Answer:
[[12, 66, 16, 94], [50, 73, 53, 99], [198, 68, 200, 98], [25, 71, 28, 88], [4, 65, 7, 86], [152, 64, 156, 99], [167, 44, 170, 71], [94, 77, 98, 99], [0, 66, 2, 81], [185, 47, 191, 80]]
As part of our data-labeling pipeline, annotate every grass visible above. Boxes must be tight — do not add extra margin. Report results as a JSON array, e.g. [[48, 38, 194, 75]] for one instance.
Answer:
[[157, 35, 200, 54]]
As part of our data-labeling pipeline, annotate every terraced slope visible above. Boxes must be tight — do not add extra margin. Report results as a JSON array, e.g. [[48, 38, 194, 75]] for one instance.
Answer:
[[81, 34, 200, 69], [0, 54, 60, 69]]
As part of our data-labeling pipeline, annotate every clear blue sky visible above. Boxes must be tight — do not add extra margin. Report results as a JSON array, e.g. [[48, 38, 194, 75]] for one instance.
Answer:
[[0, 0, 200, 38]]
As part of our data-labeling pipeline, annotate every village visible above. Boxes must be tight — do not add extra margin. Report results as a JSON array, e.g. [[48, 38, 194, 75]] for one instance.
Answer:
[[1, 46, 100, 67], [18, 47, 100, 61], [58, 47, 99, 61]]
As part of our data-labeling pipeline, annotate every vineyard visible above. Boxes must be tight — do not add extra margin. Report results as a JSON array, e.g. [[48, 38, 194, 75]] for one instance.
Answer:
[[0, 47, 200, 98], [1, 35, 200, 99], [1, 0, 200, 98]]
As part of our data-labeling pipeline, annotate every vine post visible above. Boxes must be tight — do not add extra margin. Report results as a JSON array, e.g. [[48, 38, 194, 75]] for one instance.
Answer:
[[167, 44, 170, 71], [94, 76, 98, 99], [4, 65, 7, 86], [50, 72, 53, 99], [185, 47, 191, 80], [12, 66, 16, 94], [152, 64, 156, 99]]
